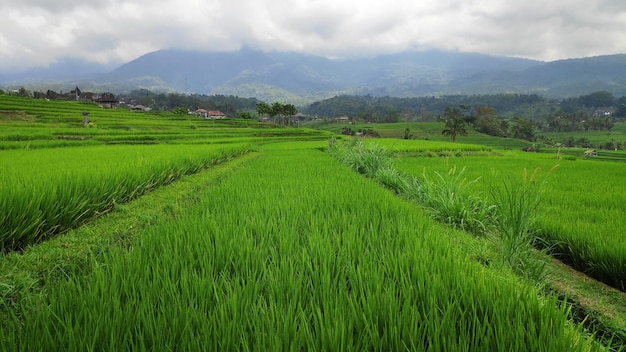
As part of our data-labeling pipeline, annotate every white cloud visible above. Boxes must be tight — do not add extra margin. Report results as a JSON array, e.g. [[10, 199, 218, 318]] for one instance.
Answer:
[[0, 0, 625, 73]]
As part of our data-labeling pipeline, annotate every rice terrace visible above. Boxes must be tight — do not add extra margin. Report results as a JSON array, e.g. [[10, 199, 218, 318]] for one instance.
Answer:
[[2, 93, 626, 351]]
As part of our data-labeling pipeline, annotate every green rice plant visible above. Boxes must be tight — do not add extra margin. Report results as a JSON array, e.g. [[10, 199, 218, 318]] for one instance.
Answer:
[[0, 144, 251, 251], [329, 140, 496, 236], [395, 152, 626, 292], [1, 148, 605, 350], [419, 165, 495, 235], [490, 166, 559, 282], [363, 138, 493, 155]]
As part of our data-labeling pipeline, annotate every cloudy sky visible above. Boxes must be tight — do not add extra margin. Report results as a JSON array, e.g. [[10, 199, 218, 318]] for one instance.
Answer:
[[1, 0, 625, 73]]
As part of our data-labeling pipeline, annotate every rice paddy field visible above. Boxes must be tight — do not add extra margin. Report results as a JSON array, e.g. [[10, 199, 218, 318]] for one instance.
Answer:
[[388, 144, 626, 292], [537, 123, 626, 147], [307, 121, 535, 150], [2, 95, 626, 350]]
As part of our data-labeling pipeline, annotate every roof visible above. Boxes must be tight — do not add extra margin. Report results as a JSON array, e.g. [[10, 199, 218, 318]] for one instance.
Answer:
[[95, 94, 118, 103]]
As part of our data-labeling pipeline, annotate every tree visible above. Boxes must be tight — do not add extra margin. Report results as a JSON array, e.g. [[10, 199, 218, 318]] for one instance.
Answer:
[[280, 103, 297, 118], [269, 102, 298, 126], [440, 106, 469, 142], [239, 112, 253, 119], [474, 106, 495, 121], [17, 87, 30, 97], [442, 117, 468, 142], [510, 117, 535, 141], [472, 107, 511, 138], [256, 102, 271, 118], [382, 106, 400, 123], [614, 97, 626, 118], [172, 106, 188, 115], [580, 91, 615, 108]]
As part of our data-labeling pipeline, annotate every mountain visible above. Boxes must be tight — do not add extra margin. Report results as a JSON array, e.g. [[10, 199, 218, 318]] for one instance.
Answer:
[[99, 49, 543, 102], [517, 54, 626, 97], [2, 49, 626, 103]]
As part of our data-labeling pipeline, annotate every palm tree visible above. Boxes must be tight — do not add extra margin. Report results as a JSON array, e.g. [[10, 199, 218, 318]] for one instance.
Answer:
[[442, 116, 468, 142], [440, 105, 469, 142]]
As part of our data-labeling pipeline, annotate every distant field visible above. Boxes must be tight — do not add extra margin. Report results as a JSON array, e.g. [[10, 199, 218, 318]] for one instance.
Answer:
[[308, 121, 534, 149], [0, 95, 331, 149], [310, 120, 626, 152], [537, 122, 626, 143]]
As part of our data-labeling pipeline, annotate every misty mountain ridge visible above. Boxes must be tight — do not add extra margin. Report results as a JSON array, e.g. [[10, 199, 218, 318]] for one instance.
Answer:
[[2, 49, 625, 104]]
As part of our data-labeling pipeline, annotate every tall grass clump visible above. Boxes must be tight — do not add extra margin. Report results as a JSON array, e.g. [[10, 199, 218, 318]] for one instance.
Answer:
[[328, 138, 391, 178], [1, 148, 604, 351], [418, 165, 495, 235], [490, 166, 559, 282], [328, 138, 411, 194], [328, 139, 496, 236]]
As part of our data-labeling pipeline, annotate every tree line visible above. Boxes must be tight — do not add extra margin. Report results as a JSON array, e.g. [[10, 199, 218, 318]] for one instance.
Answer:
[[303, 91, 626, 122], [255, 102, 298, 126], [125, 89, 260, 115], [9, 86, 626, 126], [439, 105, 536, 142], [303, 93, 554, 121]]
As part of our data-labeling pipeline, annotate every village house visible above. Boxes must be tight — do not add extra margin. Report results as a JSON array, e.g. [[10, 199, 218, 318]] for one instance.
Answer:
[[336, 115, 351, 123], [207, 110, 226, 119], [593, 108, 615, 117], [94, 93, 119, 109], [195, 109, 226, 119]]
